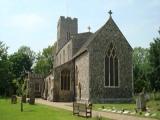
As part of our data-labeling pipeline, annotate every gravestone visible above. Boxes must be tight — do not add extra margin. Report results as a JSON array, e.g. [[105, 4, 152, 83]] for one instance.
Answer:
[[29, 97, 35, 104], [136, 89, 146, 111], [28, 81, 35, 105], [29, 88, 35, 104], [11, 95, 17, 104], [22, 95, 26, 103]]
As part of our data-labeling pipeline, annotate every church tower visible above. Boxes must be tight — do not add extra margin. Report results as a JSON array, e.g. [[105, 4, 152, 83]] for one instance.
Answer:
[[56, 16, 78, 53]]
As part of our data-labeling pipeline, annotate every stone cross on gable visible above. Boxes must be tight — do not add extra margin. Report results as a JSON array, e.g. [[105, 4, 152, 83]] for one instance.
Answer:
[[108, 10, 113, 17], [88, 26, 91, 32]]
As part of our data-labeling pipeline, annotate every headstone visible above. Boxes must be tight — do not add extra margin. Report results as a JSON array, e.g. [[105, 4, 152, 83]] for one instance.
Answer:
[[28, 80, 35, 105], [117, 110, 122, 114], [145, 112, 150, 117], [106, 109, 112, 112], [123, 110, 130, 114], [11, 95, 17, 104], [29, 91, 35, 105], [136, 88, 146, 111], [111, 110, 116, 113], [29, 97, 35, 104], [151, 113, 157, 117], [130, 112, 136, 115], [102, 109, 107, 111], [22, 95, 26, 103]]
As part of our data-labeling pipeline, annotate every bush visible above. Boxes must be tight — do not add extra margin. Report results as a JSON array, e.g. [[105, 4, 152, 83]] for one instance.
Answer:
[[149, 92, 160, 100]]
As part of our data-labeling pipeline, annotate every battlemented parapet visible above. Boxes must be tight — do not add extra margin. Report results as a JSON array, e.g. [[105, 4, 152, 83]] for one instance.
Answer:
[[57, 16, 78, 53]]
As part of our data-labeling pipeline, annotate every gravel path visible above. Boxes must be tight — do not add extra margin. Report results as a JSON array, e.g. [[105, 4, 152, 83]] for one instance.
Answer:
[[35, 99, 157, 120]]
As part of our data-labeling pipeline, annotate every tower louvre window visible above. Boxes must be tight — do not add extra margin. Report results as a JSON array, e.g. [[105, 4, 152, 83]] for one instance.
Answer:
[[105, 43, 119, 87]]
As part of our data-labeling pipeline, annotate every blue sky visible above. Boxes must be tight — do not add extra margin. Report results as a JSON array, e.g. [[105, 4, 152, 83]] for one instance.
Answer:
[[0, 0, 159, 54]]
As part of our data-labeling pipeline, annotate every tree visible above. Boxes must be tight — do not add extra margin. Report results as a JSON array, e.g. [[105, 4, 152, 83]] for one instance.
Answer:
[[0, 41, 8, 58], [9, 53, 32, 79], [149, 29, 160, 91], [9, 51, 33, 94], [0, 41, 12, 96], [33, 44, 56, 75], [18, 46, 36, 64], [0, 44, 35, 96], [133, 47, 151, 93]]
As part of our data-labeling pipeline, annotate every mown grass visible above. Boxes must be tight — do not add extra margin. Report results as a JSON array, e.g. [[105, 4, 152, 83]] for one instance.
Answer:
[[93, 100, 160, 119], [0, 98, 110, 120], [93, 103, 135, 111]]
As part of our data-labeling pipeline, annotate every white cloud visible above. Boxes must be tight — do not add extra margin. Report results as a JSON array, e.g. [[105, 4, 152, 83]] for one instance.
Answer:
[[6, 14, 46, 30]]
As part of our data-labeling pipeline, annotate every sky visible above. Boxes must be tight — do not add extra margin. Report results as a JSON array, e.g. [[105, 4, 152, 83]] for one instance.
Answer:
[[0, 0, 159, 54]]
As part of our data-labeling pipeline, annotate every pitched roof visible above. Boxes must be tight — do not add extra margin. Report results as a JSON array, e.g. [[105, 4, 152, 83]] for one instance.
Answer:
[[72, 29, 100, 58], [74, 32, 92, 40], [73, 17, 132, 59], [71, 32, 93, 57]]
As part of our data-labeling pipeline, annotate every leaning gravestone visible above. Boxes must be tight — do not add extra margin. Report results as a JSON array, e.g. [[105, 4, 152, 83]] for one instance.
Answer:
[[136, 89, 146, 111], [11, 95, 17, 104]]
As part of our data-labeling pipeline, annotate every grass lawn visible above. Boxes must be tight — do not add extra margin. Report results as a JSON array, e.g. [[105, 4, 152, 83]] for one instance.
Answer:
[[0, 98, 110, 120], [93, 103, 136, 111], [93, 100, 160, 119]]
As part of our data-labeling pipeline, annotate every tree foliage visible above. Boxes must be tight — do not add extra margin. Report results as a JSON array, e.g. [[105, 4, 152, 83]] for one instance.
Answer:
[[0, 41, 12, 96], [133, 47, 151, 93], [18, 46, 36, 64], [9, 52, 32, 79], [149, 31, 160, 91], [0, 41, 8, 58], [9, 46, 34, 95], [133, 28, 160, 93], [33, 44, 55, 75]]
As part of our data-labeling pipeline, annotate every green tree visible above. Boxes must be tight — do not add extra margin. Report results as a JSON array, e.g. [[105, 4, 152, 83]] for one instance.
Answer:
[[133, 47, 151, 93], [9, 53, 32, 78], [9, 50, 33, 94], [149, 29, 160, 91], [0, 41, 8, 57], [18, 46, 36, 64], [0, 41, 12, 96], [33, 44, 55, 75]]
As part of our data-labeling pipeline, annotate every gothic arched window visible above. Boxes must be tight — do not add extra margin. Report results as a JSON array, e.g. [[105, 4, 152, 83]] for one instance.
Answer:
[[63, 50, 65, 63], [61, 70, 70, 90], [105, 43, 119, 87], [75, 66, 78, 86], [60, 53, 61, 65]]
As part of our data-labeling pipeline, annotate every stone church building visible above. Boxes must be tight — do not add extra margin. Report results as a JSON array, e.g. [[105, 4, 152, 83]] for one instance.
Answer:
[[27, 12, 133, 103]]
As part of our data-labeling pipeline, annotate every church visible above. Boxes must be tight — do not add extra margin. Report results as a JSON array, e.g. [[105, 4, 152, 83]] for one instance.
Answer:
[[27, 11, 133, 103]]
